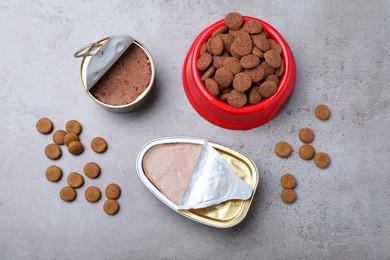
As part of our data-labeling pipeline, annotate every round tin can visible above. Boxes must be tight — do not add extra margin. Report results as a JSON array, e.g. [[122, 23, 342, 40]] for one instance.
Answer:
[[76, 36, 155, 113]]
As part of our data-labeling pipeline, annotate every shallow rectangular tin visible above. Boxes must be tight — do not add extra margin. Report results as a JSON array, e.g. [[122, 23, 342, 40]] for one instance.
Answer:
[[78, 37, 155, 113], [136, 137, 259, 228]]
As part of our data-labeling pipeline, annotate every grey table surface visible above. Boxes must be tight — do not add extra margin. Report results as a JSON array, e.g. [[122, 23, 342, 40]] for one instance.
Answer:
[[1, 1, 389, 259]]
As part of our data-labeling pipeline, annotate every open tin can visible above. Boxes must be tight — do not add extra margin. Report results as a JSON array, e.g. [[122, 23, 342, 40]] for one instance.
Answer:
[[136, 137, 259, 228], [74, 35, 155, 113]]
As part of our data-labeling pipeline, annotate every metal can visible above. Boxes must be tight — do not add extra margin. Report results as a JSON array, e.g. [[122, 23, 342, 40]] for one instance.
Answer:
[[136, 137, 259, 228], [75, 35, 155, 113]]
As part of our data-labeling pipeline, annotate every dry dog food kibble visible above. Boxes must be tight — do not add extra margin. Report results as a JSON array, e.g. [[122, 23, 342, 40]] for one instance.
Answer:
[[198, 12, 284, 108], [65, 120, 82, 135], [299, 128, 314, 143], [280, 174, 296, 189], [315, 104, 330, 120], [45, 165, 62, 182], [63, 133, 79, 146], [299, 144, 315, 160], [105, 183, 121, 200], [103, 199, 120, 215], [84, 162, 100, 178], [36, 118, 53, 134], [91, 137, 108, 153], [275, 142, 292, 158], [52, 130, 67, 145], [280, 189, 297, 203], [60, 186, 77, 202], [314, 152, 331, 168], [68, 141, 84, 155], [45, 143, 62, 160], [67, 172, 84, 188], [85, 186, 101, 203]]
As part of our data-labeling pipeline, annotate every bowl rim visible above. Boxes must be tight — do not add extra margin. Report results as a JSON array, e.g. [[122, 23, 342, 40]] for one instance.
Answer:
[[191, 16, 293, 115]]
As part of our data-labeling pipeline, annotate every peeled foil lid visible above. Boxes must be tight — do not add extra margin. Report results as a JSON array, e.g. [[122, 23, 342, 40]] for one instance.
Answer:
[[84, 35, 133, 90], [178, 143, 253, 210]]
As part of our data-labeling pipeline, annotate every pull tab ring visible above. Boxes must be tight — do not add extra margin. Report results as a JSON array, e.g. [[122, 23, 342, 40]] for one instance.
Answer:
[[74, 43, 103, 58]]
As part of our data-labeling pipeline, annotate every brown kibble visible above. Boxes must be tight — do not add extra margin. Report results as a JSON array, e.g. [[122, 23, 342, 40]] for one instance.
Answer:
[[222, 34, 235, 52], [104, 199, 120, 215], [225, 12, 244, 30], [211, 25, 228, 37], [209, 35, 224, 56], [314, 152, 331, 169], [259, 80, 277, 98], [251, 33, 270, 51], [281, 189, 296, 203], [299, 128, 314, 143], [315, 104, 331, 120], [45, 143, 61, 160], [230, 31, 252, 57], [60, 186, 76, 202], [243, 20, 263, 34], [197, 52, 213, 72], [240, 54, 260, 69], [219, 93, 230, 103], [83, 162, 101, 179], [269, 39, 282, 54], [232, 72, 252, 92], [299, 144, 315, 160], [91, 137, 108, 153], [264, 50, 282, 68], [52, 130, 67, 145], [221, 86, 233, 94], [65, 120, 82, 135], [212, 52, 229, 68], [201, 66, 216, 81], [249, 87, 262, 105], [67, 172, 84, 188], [205, 78, 220, 96], [280, 174, 297, 189], [266, 74, 279, 85], [36, 118, 53, 134], [105, 183, 121, 199], [85, 186, 101, 203], [63, 132, 79, 146], [227, 90, 247, 108], [45, 165, 62, 182], [200, 43, 207, 55], [245, 65, 265, 83], [252, 46, 264, 58], [214, 67, 234, 88], [275, 142, 291, 158], [274, 62, 284, 77], [223, 57, 242, 74], [260, 61, 275, 77], [68, 141, 84, 155]]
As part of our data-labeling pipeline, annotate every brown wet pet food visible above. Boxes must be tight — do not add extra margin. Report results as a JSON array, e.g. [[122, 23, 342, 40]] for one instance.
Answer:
[[68, 141, 84, 155], [60, 186, 77, 202], [104, 199, 120, 215], [280, 174, 296, 189], [91, 137, 108, 153], [299, 128, 314, 143], [105, 183, 121, 200], [67, 172, 84, 188], [198, 12, 284, 108], [314, 152, 331, 168], [85, 186, 101, 203], [299, 144, 315, 160], [52, 130, 67, 145], [90, 44, 152, 106], [36, 118, 53, 134], [45, 143, 62, 160], [281, 189, 296, 203], [315, 104, 331, 120], [84, 162, 100, 178], [275, 142, 292, 158], [45, 165, 62, 182], [65, 120, 82, 135], [63, 133, 79, 146]]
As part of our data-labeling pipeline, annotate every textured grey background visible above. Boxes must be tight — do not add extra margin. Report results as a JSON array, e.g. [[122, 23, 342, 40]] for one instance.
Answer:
[[1, 1, 390, 259]]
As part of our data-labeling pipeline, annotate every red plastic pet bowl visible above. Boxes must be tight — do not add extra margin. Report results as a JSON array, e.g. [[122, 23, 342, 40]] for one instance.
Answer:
[[182, 17, 296, 130]]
